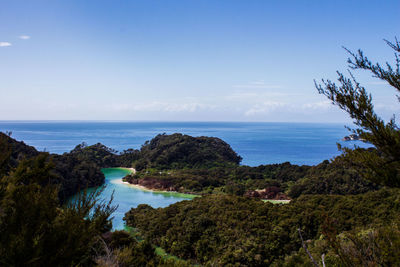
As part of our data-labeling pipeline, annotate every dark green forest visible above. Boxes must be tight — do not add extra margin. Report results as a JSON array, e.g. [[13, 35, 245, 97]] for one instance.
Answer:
[[124, 155, 379, 199], [0, 132, 105, 202], [132, 133, 242, 171], [124, 190, 400, 266]]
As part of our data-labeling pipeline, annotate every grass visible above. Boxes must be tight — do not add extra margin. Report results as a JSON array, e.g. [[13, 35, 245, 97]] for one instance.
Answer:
[[262, 199, 291, 204], [124, 226, 192, 265], [155, 247, 180, 261]]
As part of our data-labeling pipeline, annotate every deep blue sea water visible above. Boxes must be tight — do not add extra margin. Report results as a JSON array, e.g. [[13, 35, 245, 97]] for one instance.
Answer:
[[0, 121, 371, 166]]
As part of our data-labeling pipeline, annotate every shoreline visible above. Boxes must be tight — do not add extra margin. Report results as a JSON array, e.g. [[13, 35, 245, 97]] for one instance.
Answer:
[[114, 167, 136, 174], [108, 168, 288, 202], [119, 180, 198, 199], [108, 169, 197, 199], [121, 180, 161, 192]]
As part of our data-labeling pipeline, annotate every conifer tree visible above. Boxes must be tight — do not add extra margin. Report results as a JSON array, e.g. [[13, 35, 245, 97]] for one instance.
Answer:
[[315, 38, 400, 187]]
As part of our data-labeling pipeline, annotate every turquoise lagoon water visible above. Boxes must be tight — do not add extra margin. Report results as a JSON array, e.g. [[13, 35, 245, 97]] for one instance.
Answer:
[[75, 168, 195, 230]]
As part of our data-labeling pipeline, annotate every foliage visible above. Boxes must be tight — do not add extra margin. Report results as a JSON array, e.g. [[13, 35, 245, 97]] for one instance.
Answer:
[[0, 132, 39, 176], [0, 153, 116, 266], [0, 133, 114, 201], [124, 189, 400, 266], [69, 142, 140, 168], [125, 157, 378, 199], [97, 230, 193, 267], [0, 127, 393, 266], [132, 133, 242, 171], [316, 38, 400, 187], [287, 157, 379, 198], [51, 152, 105, 202], [281, 221, 400, 266], [69, 142, 119, 167], [0, 132, 201, 266]]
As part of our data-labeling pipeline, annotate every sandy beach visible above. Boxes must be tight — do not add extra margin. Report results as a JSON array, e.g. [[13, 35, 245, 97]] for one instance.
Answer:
[[118, 179, 198, 199], [116, 167, 136, 174], [111, 178, 161, 193]]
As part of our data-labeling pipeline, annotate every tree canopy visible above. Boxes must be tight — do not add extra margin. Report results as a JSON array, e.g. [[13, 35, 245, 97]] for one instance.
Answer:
[[124, 189, 400, 266], [132, 133, 242, 171], [0, 153, 116, 266]]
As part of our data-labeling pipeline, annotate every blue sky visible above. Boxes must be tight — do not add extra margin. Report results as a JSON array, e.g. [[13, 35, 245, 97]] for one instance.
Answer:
[[0, 0, 399, 122]]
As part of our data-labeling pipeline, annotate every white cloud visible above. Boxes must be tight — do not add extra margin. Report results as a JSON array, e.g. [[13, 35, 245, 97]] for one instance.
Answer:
[[226, 91, 291, 101], [0, 42, 12, 47], [245, 101, 287, 116], [19, 35, 30, 40], [375, 103, 400, 112], [233, 80, 282, 89], [244, 100, 336, 117], [301, 100, 332, 110], [107, 101, 214, 113]]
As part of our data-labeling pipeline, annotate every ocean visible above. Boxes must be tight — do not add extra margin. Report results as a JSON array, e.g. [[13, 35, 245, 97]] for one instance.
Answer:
[[0, 121, 371, 166]]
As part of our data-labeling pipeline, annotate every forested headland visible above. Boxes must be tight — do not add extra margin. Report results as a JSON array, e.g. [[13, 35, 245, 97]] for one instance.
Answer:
[[119, 133, 378, 200]]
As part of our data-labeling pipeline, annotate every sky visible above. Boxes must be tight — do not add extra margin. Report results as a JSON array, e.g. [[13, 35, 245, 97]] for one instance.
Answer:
[[0, 0, 399, 122]]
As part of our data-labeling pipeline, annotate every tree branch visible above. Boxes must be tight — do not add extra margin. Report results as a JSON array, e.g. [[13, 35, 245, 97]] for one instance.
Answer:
[[298, 228, 319, 267]]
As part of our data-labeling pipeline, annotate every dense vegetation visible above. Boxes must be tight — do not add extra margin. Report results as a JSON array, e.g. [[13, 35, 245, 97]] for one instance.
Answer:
[[0, 129, 389, 266], [124, 189, 400, 266], [0, 132, 180, 266], [0, 132, 40, 174], [69, 142, 139, 168], [0, 133, 142, 201], [132, 133, 242, 171], [0, 134, 115, 266], [0, 132, 106, 201], [124, 156, 378, 199]]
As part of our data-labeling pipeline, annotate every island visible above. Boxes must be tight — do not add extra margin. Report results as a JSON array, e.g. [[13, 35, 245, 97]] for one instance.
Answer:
[[342, 133, 364, 141]]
